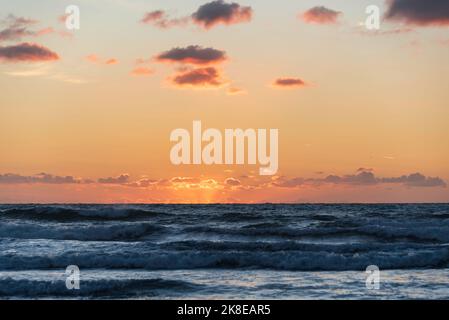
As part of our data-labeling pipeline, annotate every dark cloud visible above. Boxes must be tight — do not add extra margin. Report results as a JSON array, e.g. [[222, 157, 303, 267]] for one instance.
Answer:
[[0, 42, 59, 62], [225, 177, 241, 186], [272, 171, 446, 188], [192, 0, 252, 29], [357, 167, 374, 172], [2, 170, 445, 189], [172, 67, 225, 87], [273, 77, 307, 88], [97, 174, 130, 184], [326, 171, 378, 185], [272, 177, 305, 188], [381, 173, 447, 187], [0, 173, 81, 184], [140, 10, 189, 29], [301, 6, 342, 25], [156, 45, 226, 65], [385, 0, 449, 26]]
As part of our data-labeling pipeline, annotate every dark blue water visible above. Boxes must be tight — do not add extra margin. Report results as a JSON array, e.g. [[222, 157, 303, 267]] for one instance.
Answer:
[[1, 204, 449, 299]]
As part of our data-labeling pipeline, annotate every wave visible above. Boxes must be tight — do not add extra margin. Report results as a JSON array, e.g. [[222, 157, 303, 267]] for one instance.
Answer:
[[1, 204, 449, 272], [158, 240, 437, 253], [1, 242, 448, 271], [184, 222, 449, 243], [0, 206, 163, 222], [1, 218, 449, 243], [0, 222, 165, 241], [0, 278, 199, 298]]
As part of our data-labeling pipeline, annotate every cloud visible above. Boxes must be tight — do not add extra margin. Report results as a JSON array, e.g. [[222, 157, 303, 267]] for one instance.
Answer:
[[171, 67, 225, 88], [0, 173, 82, 184], [86, 54, 99, 63], [227, 86, 246, 95], [192, 0, 252, 29], [0, 27, 33, 42], [130, 66, 153, 76], [357, 27, 414, 36], [58, 14, 69, 24], [1, 170, 446, 192], [86, 54, 119, 65], [224, 177, 241, 186], [273, 77, 307, 88], [126, 178, 159, 188], [301, 6, 342, 25], [168, 177, 222, 190], [135, 58, 151, 64], [385, 0, 449, 26], [272, 170, 446, 188], [4, 65, 49, 77], [140, 10, 189, 29], [357, 167, 374, 172], [0, 15, 66, 42], [0, 26, 65, 42], [130, 57, 154, 76], [105, 58, 118, 65], [97, 174, 130, 184], [2, 15, 37, 28], [324, 171, 378, 185], [155, 46, 230, 91], [170, 177, 201, 184], [141, 10, 165, 23], [155, 45, 226, 65], [0, 42, 59, 63], [4, 64, 86, 84], [272, 177, 305, 188], [381, 173, 447, 187], [47, 73, 87, 84]]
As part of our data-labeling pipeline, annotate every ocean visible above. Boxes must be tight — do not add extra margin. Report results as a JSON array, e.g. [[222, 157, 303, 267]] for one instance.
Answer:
[[0, 203, 448, 299]]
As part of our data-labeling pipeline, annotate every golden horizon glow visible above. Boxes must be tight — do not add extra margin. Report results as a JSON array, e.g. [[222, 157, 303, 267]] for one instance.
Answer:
[[1, 0, 449, 203]]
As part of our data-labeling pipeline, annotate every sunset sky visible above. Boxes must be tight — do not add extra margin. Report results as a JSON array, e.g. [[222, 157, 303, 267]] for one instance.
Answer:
[[1, 0, 449, 203]]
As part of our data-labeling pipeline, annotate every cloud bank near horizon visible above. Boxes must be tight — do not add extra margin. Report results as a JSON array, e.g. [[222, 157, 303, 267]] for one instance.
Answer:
[[1, 170, 446, 189]]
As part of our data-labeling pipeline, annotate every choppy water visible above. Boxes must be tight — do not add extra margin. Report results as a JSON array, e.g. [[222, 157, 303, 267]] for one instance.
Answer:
[[0, 204, 448, 299]]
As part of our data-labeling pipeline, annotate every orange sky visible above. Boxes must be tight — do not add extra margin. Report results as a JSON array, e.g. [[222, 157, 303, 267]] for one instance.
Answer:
[[1, 0, 449, 203]]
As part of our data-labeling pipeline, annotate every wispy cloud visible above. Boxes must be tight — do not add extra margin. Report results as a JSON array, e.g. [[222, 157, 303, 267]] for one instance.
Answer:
[[140, 10, 189, 29], [227, 86, 246, 95], [85, 54, 119, 65], [0, 14, 71, 42], [130, 66, 154, 76]]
